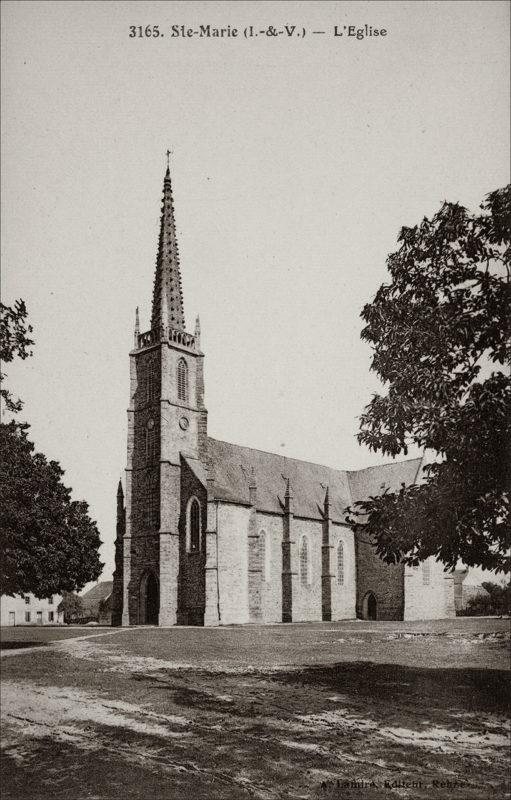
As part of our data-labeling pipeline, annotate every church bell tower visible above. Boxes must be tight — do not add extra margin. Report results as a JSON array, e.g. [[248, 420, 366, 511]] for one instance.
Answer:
[[121, 161, 207, 626]]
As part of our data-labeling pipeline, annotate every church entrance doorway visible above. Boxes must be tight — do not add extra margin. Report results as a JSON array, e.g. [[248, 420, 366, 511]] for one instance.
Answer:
[[140, 572, 159, 625], [363, 592, 377, 620]]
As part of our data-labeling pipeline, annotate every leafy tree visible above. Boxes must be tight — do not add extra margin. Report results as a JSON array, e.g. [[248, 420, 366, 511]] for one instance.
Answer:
[[0, 422, 103, 596], [0, 299, 103, 596], [463, 592, 493, 617], [481, 581, 511, 615], [349, 186, 510, 574], [0, 300, 34, 413], [463, 582, 511, 616], [58, 591, 84, 623]]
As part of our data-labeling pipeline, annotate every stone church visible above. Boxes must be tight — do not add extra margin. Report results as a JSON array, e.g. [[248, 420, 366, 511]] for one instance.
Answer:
[[111, 166, 456, 627]]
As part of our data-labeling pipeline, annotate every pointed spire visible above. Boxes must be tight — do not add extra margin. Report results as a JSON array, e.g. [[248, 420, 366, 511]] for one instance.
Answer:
[[324, 486, 331, 519], [194, 315, 201, 349], [248, 466, 257, 506], [116, 479, 124, 523], [133, 307, 140, 347], [151, 159, 185, 334], [284, 477, 294, 514]]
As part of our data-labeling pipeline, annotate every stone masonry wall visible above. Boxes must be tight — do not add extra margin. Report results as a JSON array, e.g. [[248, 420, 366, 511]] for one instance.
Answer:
[[216, 503, 251, 625], [214, 509, 357, 625], [178, 458, 207, 625], [404, 558, 455, 620], [293, 518, 323, 622], [257, 512, 284, 623], [126, 347, 162, 624], [330, 523, 357, 620], [355, 534, 404, 620]]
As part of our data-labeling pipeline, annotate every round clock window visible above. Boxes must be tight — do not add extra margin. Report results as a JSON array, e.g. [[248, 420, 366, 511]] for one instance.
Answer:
[[179, 416, 189, 431]]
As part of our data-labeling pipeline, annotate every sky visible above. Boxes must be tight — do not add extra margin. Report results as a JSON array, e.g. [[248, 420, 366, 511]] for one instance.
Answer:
[[1, 1, 509, 587]]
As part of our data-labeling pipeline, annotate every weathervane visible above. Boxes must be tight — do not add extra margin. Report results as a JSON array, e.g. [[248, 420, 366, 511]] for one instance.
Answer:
[[166, 148, 173, 168]]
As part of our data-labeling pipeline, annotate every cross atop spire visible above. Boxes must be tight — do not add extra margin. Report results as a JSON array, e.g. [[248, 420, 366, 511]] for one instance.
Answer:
[[166, 148, 172, 172], [151, 161, 185, 333]]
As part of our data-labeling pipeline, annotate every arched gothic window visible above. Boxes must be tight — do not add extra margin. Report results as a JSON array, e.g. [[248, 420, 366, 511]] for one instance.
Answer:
[[337, 542, 344, 586], [187, 497, 201, 552], [422, 560, 431, 586], [177, 358, 188, 402], [259, 530, 271, 583], [300, 536, 310, 586]]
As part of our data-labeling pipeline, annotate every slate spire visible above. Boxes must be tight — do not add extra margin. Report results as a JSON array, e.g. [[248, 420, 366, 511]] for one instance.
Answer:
[[116, 479, 124, 523], [151, 163, 185, 333], [133, 306, 140, 347]]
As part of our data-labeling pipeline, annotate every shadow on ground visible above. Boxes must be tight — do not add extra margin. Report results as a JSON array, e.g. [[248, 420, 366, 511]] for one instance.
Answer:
[[1, 733, 227, 800], [272, 660, 511, 716], [142, 660, 511, 727], [0, 641, 47, 651]]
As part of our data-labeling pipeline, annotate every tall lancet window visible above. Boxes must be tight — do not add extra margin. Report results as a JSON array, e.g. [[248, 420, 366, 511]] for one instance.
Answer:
[[187, 497, 201, 552], [337, 542, 345, 586], [422, 560, 431, 586], [177, 358, 188, 402]]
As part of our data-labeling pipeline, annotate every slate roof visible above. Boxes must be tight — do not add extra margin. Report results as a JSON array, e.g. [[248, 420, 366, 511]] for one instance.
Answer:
[[204, 437, 423, 524], [347, 459, 423, 504], [80, 582, 113, 615], [81, 582, 113, 602]]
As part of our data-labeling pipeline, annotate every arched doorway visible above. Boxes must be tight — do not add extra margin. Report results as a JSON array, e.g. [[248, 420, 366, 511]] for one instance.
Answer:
[[363, 592, 377, 620], [140, 572, 159, 625]]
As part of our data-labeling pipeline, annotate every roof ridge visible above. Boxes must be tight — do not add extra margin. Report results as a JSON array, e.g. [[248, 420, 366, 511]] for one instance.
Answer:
[[346, 455, 423, 476], [207, 436, 423, 476], [207, 436, 347, 475]]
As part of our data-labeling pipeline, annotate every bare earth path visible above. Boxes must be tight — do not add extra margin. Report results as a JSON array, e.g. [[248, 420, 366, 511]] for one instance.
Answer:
[[1, 618, 509, 799]]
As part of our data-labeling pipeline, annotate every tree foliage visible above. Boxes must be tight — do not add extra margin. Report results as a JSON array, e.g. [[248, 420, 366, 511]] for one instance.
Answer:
[[0, 299, 103, 597], [0, 422, 103, 597], [58, 591, 84, 623], [0, 300, 34, 413], [349, 186, 511, 573], [463, 581, 511, 616]]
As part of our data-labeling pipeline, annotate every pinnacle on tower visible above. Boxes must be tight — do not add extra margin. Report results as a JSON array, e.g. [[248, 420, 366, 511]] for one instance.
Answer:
[[151, 160, 185, 334], [117, 478, 124, 516], [194, 315, 201, 349], [133, 307, 140, 347]]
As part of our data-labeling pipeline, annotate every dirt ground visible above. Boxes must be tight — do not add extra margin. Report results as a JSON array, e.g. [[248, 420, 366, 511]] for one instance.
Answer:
[[1, 618, 509, 800]]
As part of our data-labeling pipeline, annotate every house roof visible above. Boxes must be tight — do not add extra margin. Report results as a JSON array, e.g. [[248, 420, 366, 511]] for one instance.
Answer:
[[80, 582, 113, 615], [204, 437, 423, 524], [80, 582, 113, 602]]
